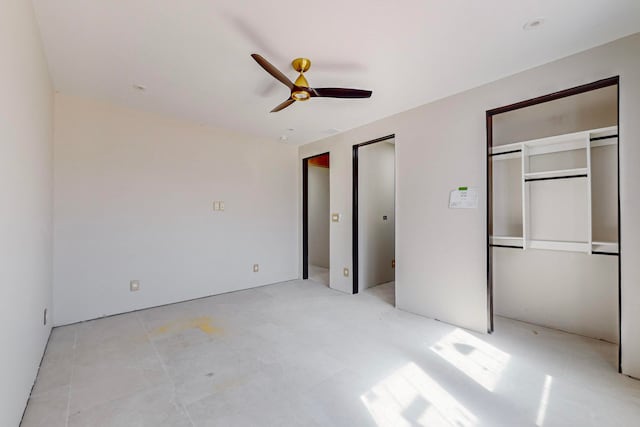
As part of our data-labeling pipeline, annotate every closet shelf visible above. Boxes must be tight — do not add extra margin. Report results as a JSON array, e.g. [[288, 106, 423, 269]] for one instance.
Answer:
[[491, 238, 619, 255], [528, 240, 590, 253], [523, 168, 588, 181], [491, 125, 617, 255], [490, 236, 524, 248], [491, 126, 617, 157], [592, 241, 619, 255]]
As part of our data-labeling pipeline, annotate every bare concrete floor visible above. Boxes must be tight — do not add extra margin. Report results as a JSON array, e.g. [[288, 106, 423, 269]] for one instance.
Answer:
[[308, 264, 329, 286], [21, 280, 640, 426]]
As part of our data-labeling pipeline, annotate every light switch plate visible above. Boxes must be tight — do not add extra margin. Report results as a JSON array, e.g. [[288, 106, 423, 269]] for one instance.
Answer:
[[253, 264, 259, 272], [343, 268, 349, 277], [219, 201, 225, 211], [213, 201, 220, 211], [130, 280, 140, 292], [331, 213, 341, 222]]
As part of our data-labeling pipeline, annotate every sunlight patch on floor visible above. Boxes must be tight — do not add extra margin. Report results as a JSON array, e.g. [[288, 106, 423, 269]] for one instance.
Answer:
[[361, 361, 477, 427], [430, 328, 511, 392]]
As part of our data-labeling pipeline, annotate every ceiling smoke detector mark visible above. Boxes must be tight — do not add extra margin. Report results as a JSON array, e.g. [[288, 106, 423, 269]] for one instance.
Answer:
[[133, 84, 147, 92], [523, 18, 545, 31]]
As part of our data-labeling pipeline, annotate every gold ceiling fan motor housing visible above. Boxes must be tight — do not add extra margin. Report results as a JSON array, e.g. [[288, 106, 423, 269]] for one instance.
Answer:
[[291, 58, 312, 101]]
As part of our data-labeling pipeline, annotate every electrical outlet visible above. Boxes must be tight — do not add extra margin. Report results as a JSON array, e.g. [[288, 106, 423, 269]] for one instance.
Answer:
[[213, 201, 220, 211], [43, 308, 47, 325], [219, 201, 225, 211], [343, 268, 349, 277], [130, 280, 140, 292], [331, 213, 341, 222], [253, 264, 259, 272]]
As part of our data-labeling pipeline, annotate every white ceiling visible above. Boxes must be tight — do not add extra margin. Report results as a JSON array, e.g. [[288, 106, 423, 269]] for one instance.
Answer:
[[32, 0, 640, 145]]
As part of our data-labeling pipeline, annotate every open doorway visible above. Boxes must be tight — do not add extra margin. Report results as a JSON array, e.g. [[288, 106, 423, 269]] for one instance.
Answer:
[[486, 77, 620, 369], [302, 153, 330, 285], [353, 135, 396, 302]]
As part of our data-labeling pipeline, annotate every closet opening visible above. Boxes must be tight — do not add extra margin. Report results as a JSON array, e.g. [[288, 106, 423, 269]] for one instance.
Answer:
[[353, 135, 396, 300], [302, 152, 330, 285], [486, 77, 620, 370]]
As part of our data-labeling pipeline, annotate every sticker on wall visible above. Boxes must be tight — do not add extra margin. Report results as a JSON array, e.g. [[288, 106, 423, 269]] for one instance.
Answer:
[[449, 187, 479, 209]]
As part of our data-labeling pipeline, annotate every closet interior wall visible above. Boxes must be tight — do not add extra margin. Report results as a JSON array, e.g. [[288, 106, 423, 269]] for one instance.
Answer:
[[357, 140, 395, 291], [308, 162, 330, 269], [490, 83, 619, 343]]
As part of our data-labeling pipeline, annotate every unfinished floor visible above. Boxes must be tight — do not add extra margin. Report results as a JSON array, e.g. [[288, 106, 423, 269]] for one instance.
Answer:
[[21, 280, 640, 427], [308, 265, 330, 286]]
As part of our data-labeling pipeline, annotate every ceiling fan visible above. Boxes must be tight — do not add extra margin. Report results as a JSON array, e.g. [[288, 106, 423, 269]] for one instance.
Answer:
[[251, 54, 372, 112]]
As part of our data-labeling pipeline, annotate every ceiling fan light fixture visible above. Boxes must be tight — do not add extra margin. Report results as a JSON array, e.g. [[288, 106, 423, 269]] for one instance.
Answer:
[[291, 90, 311, 101]]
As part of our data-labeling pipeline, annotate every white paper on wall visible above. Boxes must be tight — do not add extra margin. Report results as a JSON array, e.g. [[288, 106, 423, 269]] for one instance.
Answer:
[[449, 187, 478, 209]]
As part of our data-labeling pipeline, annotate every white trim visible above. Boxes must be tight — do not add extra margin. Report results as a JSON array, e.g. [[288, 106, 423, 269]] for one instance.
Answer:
[[528, 240, 590, 252], [491, 126, 618, 156]]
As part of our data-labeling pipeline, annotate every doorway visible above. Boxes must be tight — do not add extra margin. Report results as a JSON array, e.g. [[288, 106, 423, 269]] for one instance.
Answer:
[[353, 135, 396, 298], [486, 77, 621, 369], [302, 153, 330, 285]]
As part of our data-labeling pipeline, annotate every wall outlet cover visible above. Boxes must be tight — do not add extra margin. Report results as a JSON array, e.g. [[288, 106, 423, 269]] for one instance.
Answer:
[[130, 280, 140, 292], [332, 213, 341, 222], [253, 264, 259, 272], [343, 268, 349, 277]]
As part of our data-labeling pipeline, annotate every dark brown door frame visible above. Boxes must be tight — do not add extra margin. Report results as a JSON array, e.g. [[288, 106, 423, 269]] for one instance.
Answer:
[[352, 134, 396, 294], [486, 76, 621, 370], [302, 152, 330, 280]]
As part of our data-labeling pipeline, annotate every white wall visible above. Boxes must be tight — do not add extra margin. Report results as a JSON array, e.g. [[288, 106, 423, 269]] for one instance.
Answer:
[[494, 248, 618, 342], [358, 141, 395, 290], [53, 94, 298, 326], [493, 85, 618, 146], [308, 165, 330, 268], [0, 1, 53, 425], [299, 33, 640, 378]]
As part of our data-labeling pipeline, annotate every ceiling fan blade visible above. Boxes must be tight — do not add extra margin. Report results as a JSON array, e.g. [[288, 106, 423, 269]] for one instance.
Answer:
[[251, 54, 294, 90], [271, 99, 295, 113], [311, 87, 372, 99]]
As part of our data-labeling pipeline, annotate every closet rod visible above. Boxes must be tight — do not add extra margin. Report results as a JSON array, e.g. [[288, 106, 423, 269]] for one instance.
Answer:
[[525, 174, 587, 182], [489, 244, 524, 249], [489, 149, 521, 157], [590, 134, 618, 142]]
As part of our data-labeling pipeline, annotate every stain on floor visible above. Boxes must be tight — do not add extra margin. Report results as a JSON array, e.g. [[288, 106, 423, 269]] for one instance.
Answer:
[[150, 316, 222, 337]]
